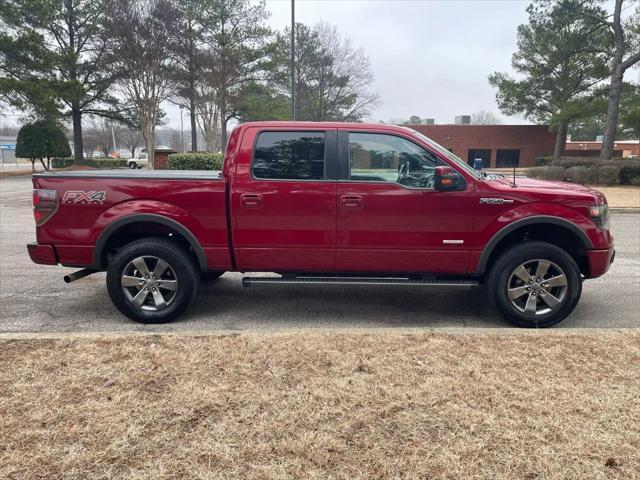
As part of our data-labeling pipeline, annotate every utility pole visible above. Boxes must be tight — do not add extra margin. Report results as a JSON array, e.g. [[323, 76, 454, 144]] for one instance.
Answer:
[[291, 0, 296, 120]]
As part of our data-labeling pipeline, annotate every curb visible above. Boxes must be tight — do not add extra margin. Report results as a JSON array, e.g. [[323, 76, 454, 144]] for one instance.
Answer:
[[1, 327, 638, 341]]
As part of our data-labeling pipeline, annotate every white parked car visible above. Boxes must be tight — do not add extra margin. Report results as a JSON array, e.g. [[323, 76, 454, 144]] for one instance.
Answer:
[[127, 153, 148, 169]]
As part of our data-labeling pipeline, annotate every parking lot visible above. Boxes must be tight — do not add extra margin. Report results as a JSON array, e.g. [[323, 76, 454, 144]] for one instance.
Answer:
[[1, 174, 638, 333]]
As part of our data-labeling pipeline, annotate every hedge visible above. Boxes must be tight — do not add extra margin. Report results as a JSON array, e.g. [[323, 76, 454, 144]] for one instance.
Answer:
[[525, 158, 640, 185], [51, 157, 127, 169], [534, 157, 553, 166], [168, 152, 223, 170]]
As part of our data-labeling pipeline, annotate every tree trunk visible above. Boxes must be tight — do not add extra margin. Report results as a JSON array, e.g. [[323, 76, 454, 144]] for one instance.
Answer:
[[142, 120, 155, 169], [71, 104, 84, 163], [31, 159, 35, 172], [553, 122, 567, 161], [190, 97, 198, 152], [600, 64, 624, 161], [221, 117, 228, 152]]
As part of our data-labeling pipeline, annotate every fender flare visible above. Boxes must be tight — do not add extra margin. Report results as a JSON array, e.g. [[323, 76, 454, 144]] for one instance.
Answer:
[[475, 215, 593, 275], [93, 213, 207, 270]]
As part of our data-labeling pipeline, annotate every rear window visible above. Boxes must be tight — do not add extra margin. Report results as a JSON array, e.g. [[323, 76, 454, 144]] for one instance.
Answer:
[[252, 131, 325, 180]]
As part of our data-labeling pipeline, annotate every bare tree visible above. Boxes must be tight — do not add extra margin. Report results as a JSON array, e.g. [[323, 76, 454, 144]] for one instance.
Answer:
[[470, 110, 503, 125], [114, 123, 142, 158], [195, 86, 222, 152], [106, 0, 176, 168], [276, 22, 380, 122], [83, 116, 113, 157]]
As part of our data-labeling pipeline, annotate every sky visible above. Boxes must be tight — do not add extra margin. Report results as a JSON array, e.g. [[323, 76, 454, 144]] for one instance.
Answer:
[[265, 0, 532, 124], [3, 0, 638, 131], [163, 0, 534, 127]]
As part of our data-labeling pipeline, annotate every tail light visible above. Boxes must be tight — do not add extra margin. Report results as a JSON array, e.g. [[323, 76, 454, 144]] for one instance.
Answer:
[[33, 189, 58, 225]]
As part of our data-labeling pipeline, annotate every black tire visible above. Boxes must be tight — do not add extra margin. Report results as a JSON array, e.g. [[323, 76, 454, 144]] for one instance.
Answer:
[[487, 241, 582, 328], [129, 162, 137, 169], [202, 271, 225, 282], [106, 237, 200, 323]]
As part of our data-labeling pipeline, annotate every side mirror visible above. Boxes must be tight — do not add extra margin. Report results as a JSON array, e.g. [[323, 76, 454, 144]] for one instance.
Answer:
[[434, 165, 465, 191]]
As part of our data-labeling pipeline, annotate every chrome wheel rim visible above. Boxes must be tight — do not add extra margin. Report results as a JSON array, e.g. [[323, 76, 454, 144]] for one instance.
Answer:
[[507, 259, 568, 316], [121, 256, 178, 311]]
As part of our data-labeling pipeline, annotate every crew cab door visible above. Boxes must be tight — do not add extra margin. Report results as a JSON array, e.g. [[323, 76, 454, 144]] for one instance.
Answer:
[[230, 127, 338, 272], [336, 129, 475, 274]]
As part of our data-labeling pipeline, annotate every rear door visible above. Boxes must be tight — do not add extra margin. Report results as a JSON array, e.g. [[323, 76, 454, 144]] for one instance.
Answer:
[[336, 129, 475, 274], [231, 127, 338, 272]]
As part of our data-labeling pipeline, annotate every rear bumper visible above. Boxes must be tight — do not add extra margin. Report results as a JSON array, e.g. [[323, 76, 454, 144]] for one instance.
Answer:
[[27, 242, 58, 265], [586, 247, 615, 278]]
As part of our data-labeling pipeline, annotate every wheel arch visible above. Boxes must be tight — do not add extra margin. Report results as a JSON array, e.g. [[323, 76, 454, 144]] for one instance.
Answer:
[[476, 216, 593, 276], [93, 214, 207, 271]]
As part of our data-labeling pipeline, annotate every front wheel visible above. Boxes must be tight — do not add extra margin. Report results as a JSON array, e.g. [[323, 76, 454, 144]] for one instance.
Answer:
[[106, 237, 200, 323], [129, 162, 137, 169], [487, 241, 582, 328]]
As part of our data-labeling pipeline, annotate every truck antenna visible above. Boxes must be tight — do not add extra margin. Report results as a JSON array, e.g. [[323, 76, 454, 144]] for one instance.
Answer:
[[510, 158, 517, 188]]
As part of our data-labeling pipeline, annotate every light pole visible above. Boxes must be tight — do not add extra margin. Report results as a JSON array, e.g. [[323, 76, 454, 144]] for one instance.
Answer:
[[291, 0, 296, 120]]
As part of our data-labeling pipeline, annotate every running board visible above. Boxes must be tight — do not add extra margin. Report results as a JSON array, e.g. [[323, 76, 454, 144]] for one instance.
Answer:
[[242, 276, 480, 287]]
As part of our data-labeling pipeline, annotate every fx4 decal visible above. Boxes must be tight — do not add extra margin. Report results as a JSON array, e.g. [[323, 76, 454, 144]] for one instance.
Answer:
[[62, 191, 107, 205]]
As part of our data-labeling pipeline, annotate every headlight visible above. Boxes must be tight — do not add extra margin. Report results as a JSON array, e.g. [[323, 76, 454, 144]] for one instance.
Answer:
[[589, 204, 609, 230]]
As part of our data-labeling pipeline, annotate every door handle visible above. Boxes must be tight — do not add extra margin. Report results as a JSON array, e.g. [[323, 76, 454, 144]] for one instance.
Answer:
[[241, 193, 263, 208], [340, 194, 363, 209]]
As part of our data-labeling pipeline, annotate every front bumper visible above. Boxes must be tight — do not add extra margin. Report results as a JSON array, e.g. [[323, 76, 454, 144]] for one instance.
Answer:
[[27, 242, 58, 265], [586, 247, 615, 278]]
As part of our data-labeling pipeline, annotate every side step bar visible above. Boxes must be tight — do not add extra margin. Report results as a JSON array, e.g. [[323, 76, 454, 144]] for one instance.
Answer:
[[242, 276, 480, 287]]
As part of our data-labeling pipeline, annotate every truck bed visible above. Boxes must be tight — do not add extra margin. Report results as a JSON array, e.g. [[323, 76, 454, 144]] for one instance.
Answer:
[[32, 169, 231, 271]]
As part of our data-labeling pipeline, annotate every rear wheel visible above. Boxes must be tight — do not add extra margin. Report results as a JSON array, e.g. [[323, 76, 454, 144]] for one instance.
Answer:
[[106, 237, 200, 323], [487, 241, 582, 328], [129, 161, 137, 169]]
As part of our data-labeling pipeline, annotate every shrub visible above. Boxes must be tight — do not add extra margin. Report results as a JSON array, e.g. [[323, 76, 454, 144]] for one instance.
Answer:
[[15, 120, 71, 171], [630, 176, 640, 186], [525, 167, 545, 179], [534, 157, 552, 166], [541, 166, 566, 181], [52, 157, 126, 169], [51, 157, 74, 168], [619, 163, 640, 185], [596, 165, 620, 185], [168, 152, 223, 170], [565, 166, 595, 185]]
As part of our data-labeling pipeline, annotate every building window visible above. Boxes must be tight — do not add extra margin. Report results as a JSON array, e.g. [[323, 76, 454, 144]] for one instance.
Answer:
[[467, 149, 491, 168], [496, 149, 520, 168]]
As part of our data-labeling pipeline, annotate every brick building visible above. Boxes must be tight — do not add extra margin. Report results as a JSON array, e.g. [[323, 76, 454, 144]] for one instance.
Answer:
[[407, 124, 556, 168], [564, 140, 639, 158]]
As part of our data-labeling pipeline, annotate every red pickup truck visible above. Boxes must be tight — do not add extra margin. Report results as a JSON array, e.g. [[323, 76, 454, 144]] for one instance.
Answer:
[[28, 121, 615, 327]]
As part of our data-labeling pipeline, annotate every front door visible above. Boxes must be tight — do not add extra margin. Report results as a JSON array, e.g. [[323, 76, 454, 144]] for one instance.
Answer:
[[336, 130, 475, 274], [231, 128, 338, 272]]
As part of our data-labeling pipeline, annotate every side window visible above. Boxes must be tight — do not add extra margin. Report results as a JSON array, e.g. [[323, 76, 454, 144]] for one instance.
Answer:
[[253, 131, 325, 180], [348, 132, 439, 188]]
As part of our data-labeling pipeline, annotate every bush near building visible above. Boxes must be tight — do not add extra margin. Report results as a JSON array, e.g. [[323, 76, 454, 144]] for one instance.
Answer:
[[168, 152, 223, 170], [526, 158, 640, 185]]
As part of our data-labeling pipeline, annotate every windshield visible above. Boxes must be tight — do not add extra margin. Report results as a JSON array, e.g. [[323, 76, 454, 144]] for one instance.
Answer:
[[409, 130, 481, 179]]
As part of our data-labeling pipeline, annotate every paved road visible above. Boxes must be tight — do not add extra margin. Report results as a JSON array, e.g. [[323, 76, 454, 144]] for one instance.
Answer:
[[1, 175, 639, 333]]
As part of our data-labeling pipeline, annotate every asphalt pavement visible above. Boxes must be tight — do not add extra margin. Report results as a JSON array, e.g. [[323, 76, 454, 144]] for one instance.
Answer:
[[1, 174, 638, 333]]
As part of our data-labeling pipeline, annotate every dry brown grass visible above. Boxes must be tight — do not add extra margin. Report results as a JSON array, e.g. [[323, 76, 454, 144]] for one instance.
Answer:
[[1, 331, 639, 479], [595, 186, 640, 209]]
